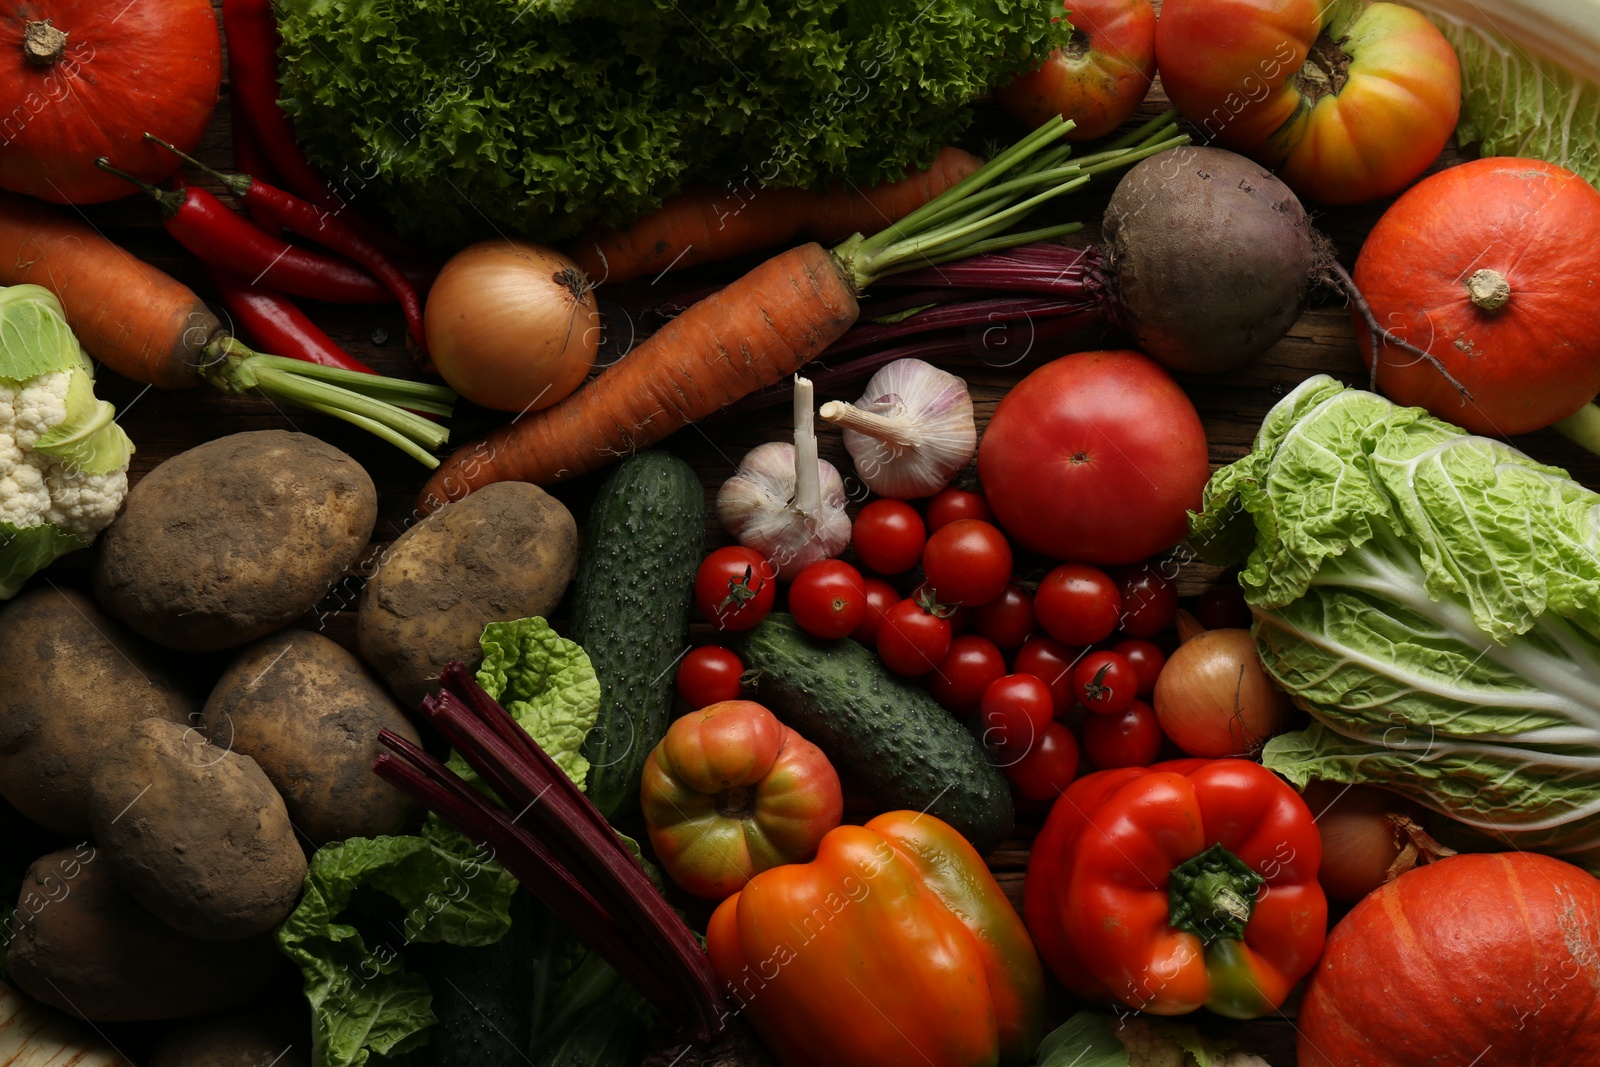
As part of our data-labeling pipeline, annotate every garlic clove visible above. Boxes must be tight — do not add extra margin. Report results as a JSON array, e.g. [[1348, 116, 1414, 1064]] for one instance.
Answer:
[[821, 358, 975, 499]]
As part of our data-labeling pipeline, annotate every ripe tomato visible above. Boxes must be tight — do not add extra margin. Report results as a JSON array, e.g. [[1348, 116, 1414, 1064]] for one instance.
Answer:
[[1082, 698, 1163, 769], [676, 646, 745, 709], [1004, 722, 1081, 801], [787, 560, 868, 640], [979, 674, 1056, 757], [921, 519, 1012, 607], [1111, 562, 1177, 638], [929, 635, 1007, 715], [694, 546, 776, 632], [1013, 635, 1082, 717], [852, 499, 926, 575], [995, 0, 1157, 141], [1113, 638, 1166, 696], [1035, 564, 1121, 646], [925, 487, 992, 531], [978, 352, 1209, 565], [1155, 0, 1460, 205], [850, 577, 901, 648], [973, 583, 1036, 649], [876, 596, 953, 677], [1073, 650, 1138, 715]]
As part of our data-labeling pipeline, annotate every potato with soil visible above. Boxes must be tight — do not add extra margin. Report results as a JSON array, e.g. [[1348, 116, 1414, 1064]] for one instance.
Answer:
[[148, 1000, 312, 1067], [200, 630, 423, 844], [6, 847, 284, 1021], [88, 718, 306, 942], [358, 481, 578, 707], [93, 431, 377, 653], [0, 586, 194, 835]]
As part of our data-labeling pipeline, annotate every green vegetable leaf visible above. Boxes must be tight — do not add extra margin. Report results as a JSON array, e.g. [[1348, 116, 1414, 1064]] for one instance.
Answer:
[[0, 285, 80, 383], [33, 366, 134, 476], [277, 815, 518, 1067], [465, 616, 601, 790], [0, 521, 88, 600], [1037, 1011, 1131, 1067]]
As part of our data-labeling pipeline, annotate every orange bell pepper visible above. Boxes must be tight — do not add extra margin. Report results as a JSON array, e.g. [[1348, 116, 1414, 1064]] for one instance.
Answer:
[[706, 810, 1044, 1067]]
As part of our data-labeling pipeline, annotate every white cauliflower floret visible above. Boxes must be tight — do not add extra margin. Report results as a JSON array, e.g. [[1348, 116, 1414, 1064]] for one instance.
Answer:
[[0, 371, 130, 542], [43, 459, 128, 539], [9, 369, 71, 450], [0, 430, 51, 528]]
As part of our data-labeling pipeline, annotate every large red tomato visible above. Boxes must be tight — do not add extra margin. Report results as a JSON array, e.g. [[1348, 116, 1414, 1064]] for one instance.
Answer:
[[977, 350, 1208, 565], [1155, 0, 1460, 205], [995, 0, 1156, 141]]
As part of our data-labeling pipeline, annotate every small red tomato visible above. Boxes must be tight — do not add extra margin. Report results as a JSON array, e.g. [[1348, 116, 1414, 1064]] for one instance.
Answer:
[[1195, 580, 1253, 631], [694, 546, 777, 632], [1034, 563, 1121, 646], [1073, 650, 1138, 715], [1012, 635, 1083, 717], [973, 583, 1036, 649], [876, 595, 953, 677], [676, 646, 745, 709], [852, 499, 926, 575], [1111, 562, 1178, 638], [1004, 722, 1081, 801], [995, 0, 1157, 142], [929, 635, 1007, 715], [851, 577, 901, 648], [787, 560, 868, 640], [926, 487, 992, 531], [979, 674, 1056, 756], [1082, 698, 1163, 769], [922, 519, 1013, 606], [1113, 638, 1166, 697]]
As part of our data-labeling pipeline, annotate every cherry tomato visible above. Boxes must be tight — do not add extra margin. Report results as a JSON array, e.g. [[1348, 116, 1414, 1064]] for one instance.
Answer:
[[1113, 638, 1166, 697], [876, 595, 953, 677], [675, 646, 745, 708], [852, 500, 926, 575], [851, 577, 901, 648], [973, 583, 1036, 649], [1034, 563, 1121, 646], [1073, 650, 1138, 715], [1004, 722, 1081, 801], [694, 546, 776, 632], [1195, 579, 1253, 631], [1082, 698, 1163, 769], [929, 635, 1007, 715], [921, 519, 1012, 607], [926, 487, 992, 531], [787, 560, 868, 640], [1111, 562, 1178, 638], [1012, 635, 1083, 717], [979, 674, 1056, 756]]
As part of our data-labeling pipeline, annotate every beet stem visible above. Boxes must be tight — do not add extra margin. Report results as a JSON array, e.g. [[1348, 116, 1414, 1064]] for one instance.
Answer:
[[1323, 260, 1473, 400]]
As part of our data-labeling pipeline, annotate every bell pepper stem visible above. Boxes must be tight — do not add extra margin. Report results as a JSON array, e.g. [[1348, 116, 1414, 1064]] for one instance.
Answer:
[[1167, 843, 1264, 944]]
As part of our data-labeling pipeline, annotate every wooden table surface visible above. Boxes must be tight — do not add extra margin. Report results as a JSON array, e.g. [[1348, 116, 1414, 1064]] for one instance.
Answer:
[[45, 8, 1600, 1065]]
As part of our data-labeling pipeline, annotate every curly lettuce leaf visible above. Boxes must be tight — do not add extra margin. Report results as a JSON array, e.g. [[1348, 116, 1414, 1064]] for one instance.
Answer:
[[0, 285, 79, 383], [0, 522, 88, 600]]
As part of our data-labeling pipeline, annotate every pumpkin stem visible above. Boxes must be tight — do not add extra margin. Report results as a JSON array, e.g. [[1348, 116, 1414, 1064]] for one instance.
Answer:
[[22, 19, 67, 66], [1321, 259, 1474, 402], [1466, 268, 1511, 312]]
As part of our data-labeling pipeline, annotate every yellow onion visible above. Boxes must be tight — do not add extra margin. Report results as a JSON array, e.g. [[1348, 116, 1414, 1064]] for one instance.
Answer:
[[1301, 780, 1456, 903], [423, 239, 599, 412], [1152, 627, 1290, 757]]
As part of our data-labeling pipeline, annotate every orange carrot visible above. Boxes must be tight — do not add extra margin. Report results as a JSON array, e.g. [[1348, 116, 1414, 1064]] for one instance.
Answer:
[[419, 242, 859, 508], [0, 191, 218, 389], [569, 147, 983, 285]]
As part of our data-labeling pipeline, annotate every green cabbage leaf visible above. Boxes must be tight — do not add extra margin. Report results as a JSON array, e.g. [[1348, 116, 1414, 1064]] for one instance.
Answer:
[[1192, 376, 1600, 870]]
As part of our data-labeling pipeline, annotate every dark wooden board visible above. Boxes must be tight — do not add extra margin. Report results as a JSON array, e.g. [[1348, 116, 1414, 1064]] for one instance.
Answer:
[[39, 9, 1600, 1065]]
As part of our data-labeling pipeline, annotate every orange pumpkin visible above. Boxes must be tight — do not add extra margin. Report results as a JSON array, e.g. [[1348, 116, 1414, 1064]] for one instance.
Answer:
[[1352, 157, 1600, 437], [0, 0, 221, 204]]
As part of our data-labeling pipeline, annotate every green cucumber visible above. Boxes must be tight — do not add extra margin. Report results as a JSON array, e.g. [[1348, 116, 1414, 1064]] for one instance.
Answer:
[[570, 451, 705, 818], [735, 612, 1014, 854]]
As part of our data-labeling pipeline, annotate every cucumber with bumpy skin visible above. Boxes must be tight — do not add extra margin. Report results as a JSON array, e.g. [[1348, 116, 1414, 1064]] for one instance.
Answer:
[[569, 451, 705, 818], [735, 612, 1014, 854]]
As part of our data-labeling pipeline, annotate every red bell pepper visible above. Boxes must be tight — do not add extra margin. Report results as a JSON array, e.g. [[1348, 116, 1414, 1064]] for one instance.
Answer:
[[707, 810, 1045, 1067], [1024, 758, 1326, 1019]]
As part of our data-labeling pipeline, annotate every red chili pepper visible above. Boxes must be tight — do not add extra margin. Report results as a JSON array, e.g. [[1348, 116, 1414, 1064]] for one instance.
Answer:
[[146, 135, 428, 361], [96, 158, 396, 305], [210, 269, 376, 375], [229, 92, 283, 236], [221, 0, 411, 256]]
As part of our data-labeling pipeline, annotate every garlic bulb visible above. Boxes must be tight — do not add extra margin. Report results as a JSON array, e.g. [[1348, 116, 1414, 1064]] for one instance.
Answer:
[[717, 375, 851, 578], [819, 359, 975, 498]]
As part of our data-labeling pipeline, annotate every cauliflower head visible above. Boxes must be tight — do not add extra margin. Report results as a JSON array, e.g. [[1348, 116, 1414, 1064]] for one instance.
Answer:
[[0, 285, 133, 599]]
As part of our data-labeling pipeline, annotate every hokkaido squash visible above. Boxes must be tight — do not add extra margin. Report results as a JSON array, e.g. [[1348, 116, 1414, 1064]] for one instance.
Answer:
[[1298, 852, 1600, 1067], [1352, 157, 1600, 437], [0, 0, 221, 203]]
